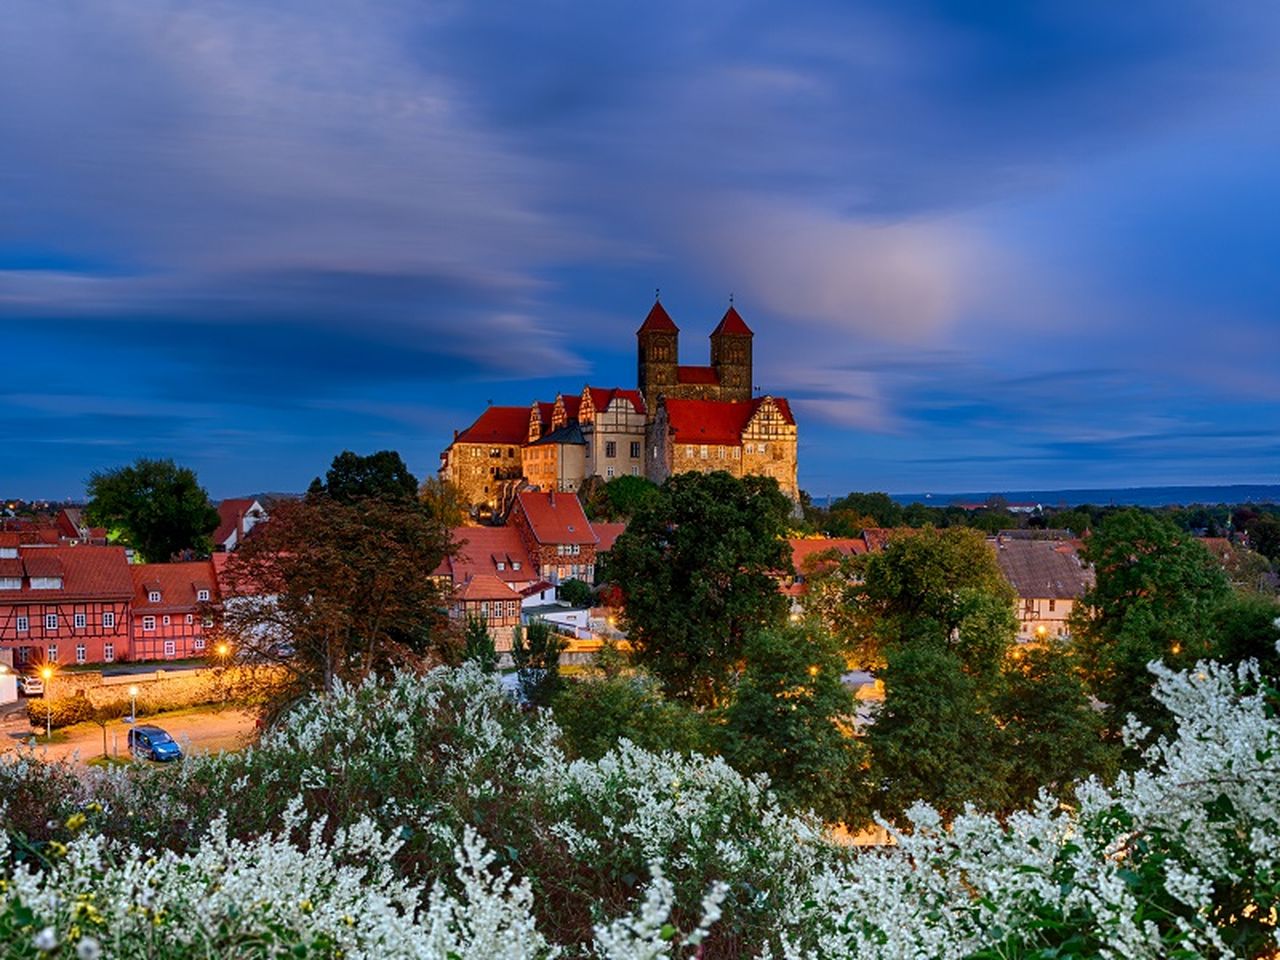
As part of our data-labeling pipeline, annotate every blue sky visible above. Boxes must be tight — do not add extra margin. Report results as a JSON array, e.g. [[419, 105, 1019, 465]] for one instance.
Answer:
[[2, 1, 1279, 499]]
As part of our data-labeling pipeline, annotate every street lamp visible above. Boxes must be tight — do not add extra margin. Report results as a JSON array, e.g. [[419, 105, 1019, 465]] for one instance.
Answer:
[[216, 642, 230, 660], [128, 685, 139, 724], [40, 665, 54, 739]]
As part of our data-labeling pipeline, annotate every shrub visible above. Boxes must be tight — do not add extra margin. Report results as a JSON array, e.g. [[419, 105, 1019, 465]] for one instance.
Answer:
[[25, 695, 92, 731], [557, 577, 594, 608]]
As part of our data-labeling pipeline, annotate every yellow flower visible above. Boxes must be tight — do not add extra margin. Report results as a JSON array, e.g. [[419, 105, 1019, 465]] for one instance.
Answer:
[[65, 813, 87, 833], [48, 841, 68, 857], [299, 899, 314, 914]]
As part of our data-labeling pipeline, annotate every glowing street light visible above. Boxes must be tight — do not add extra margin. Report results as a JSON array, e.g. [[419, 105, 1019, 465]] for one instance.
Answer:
[[40, 665, 54, 738]]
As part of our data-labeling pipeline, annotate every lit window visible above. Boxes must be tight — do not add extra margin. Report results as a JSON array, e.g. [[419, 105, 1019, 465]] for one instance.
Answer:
[[733, 448, 741, 459], [16, 615, 28, 632], [103, 611, 115, 629], [74, 613, 86, 629], [103, 643, 114, 662], [700, 445, 708, 459], [45, 613, 58, 630], [142, 616, 156, 631], [75, 644, 86, 664]]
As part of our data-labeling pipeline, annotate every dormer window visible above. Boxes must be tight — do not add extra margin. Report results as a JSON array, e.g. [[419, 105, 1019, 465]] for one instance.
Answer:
[[30, 577, 63, 590], [496, 560, 505, 571], [149, 591, 161, 603], [512, 561, 521, 571], [197, 589, 210, 602]]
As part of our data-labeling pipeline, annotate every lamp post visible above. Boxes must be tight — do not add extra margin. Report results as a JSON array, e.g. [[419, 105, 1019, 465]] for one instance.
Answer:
[[40, 665, 54, 739], [128, 685, 139, 724]]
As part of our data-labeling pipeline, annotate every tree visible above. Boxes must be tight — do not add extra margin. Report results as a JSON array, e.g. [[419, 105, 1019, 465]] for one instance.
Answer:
[[579, 474, 659, 522], [557, 578, 593, 608], [85, 458, 221, 562], [1071, 510, 1232, 734], [220, 495, 451, 708], [868, 641, 1007, 822], [309, 450, 418, 504], [419, 476, 469, 527], [828, 491, 903, 529], [87, 699, 130, 760], [1247, 513, 1280, 564], [609, 472, 792, 707], [1215, 592, 1280, 680], [511, 619, 566, 707], [462, 615, 498, 674], [719, 625, 867, 824]]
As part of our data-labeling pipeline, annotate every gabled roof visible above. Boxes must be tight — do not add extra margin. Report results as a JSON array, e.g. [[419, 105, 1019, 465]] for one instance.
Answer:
[[455, 406, 531, 446], [677, 365, 719, 385], [456, 574, 521, 602], [0, 546, 133, 601], [661, 396, 795, 446], [711, 305, 753, 337], [557, 395, 582, 420], [444, 526, 535, 585], [992, 538, 1093, 600], [130, 560, 220, 613], [214, 498, 260, 546], [585, 386, 646, 417], [531, 423, 586, 447], [515, 490, 597, 545], [592, 522, 628, 553], [637, 300, 679, 334], [789, 537, 866, 575]]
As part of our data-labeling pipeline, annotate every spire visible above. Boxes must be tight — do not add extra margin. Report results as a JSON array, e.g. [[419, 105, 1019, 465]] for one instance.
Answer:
[[637, 298, 679, 335], [711, 303, 752, 337]]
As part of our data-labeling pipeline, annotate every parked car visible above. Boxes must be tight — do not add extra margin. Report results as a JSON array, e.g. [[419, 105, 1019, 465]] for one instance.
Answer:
[[16, 675, 44, 697], [127, 725, 183, 762]]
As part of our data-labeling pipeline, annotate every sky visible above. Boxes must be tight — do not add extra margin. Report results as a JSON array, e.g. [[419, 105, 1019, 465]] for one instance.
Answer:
[[3, 0, 1280, 500]]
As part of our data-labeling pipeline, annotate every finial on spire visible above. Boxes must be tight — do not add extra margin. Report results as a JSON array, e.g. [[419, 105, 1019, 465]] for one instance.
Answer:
[[655, 286, 661, 302], [729, 292, 734, 306]]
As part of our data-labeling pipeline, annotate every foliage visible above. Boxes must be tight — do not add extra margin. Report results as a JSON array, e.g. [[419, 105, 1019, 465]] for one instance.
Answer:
[[462, 614, 498, 674], [719, 625, 867, 824], [25, 695, 92, 732], [579, 474, 660, 522], [1247, 512, 1280, 563], [552, 669, 714, 761], [511, 619, 566, 708], [220, 495, 451, 706], [1071, 509, 1232, 734], [610, 471, 792, 706], [1215, 591, 1280, 680], [827, 491, 903, 529], [418, 475, 469, 527], [84, 458, 220, 562], [308, 449, 419, 504], [557, 577, 594, 608]]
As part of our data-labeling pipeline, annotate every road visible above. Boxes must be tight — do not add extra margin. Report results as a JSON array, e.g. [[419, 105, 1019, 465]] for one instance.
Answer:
[[0, 707, 257, 765]]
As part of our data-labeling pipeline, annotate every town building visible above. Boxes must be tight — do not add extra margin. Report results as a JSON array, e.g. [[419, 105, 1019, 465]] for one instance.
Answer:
[[213, 498, 267, 552], [990, 536, 1093, 642], [578, 386, 647, 481], [522, 422, 587, 493], [449, 574, 523, 652], [440, 406, 529, 514], [129, 560, 220, 661], [509, 490, 599, 585]]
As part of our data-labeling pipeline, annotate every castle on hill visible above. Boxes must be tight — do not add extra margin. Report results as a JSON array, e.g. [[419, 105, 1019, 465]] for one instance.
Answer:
[[440, 299, 799, 514]]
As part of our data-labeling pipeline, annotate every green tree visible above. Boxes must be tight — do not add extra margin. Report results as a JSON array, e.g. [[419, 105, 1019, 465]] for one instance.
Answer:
[[868, 641, 1007, 822], [419, 476, 469, 527], [579, 474, 660, 522], [309, 450, 418, 504], [994, 642, 1114, 811], [609, 472, 792, 707], [557, 578, 593, 608], [462, 615, 498, 674], [1071, 510, 1232, 734], [720, 625, 867, 824], [85, 458, 221, 562], [1215, 592, 1280, 680], [1247, 513, 1280, 564], [829, 491, 903, 529], [553, 668, 713, 760], [511, 619, 566, 708]]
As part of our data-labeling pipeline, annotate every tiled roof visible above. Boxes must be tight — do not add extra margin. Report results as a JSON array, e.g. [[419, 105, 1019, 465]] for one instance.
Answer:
[[444, 526, 535, 585], [585, 386, 646, 416], [516, 490, 597, 546], [0, 546, 133, 601], [456, 574, 521, 602], [677, 365, 719, 385], [711, 305, 753, 337], [637, 300, 679, 334], [531, 423, 586, 447], [0, 532, 20, 548], [992, 538, 1093, 600], [662, 396, 795, 446], [520, 580, 556, 597], [559, 395, 582, 420], [455, 406, 531, 446], [789, 537, 866, 574], [130, 560, 220, 613], [592, 522, 628, 553], [214, 498, 258, 546]]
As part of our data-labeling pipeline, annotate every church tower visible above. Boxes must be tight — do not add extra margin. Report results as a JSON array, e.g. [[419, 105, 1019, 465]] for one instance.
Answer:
[[709, 304, 753, 402], [637, 298, 679, 415]]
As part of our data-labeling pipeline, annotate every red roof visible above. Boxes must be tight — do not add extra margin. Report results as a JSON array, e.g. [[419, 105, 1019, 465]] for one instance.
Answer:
[[455, 406, 531, 446], [662, 396, 796, 446], [677, 365, 719, 385], [456, 574, 521, 602], [637, 300, 679, 334], [711, 305, 753, 337], [515, 490, 597, 546], [592, 522, 627, 553], [0, 532, 19, 548], [443, 525, 535, 585], [789, 537, 866, 574], [585, 386, 646, 416], [0, 546, 133, 601], [214, 498, 258, 546], [130, 560, 219, 613], [558, 395, 582, 420]]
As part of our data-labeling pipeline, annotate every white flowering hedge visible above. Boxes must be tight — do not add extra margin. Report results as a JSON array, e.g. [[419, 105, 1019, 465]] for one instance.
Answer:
[[1, 658, 1277, 958]]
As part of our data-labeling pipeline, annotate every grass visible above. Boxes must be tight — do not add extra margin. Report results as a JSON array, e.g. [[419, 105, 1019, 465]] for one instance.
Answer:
[[86, 755, 131, 768], [28, 702, 245, 740]]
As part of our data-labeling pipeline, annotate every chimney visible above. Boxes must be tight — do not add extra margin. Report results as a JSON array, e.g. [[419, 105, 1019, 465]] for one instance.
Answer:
[[454, 429, 460, 441], [549, 490, 556, 507]]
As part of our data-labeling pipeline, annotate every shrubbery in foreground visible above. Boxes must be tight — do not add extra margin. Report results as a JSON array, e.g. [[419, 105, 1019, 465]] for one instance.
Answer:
[[1, 655, 1277, 958]]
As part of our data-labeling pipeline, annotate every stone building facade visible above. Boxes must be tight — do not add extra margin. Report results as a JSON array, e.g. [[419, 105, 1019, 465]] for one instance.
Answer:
[[440, 406, 529, 513]]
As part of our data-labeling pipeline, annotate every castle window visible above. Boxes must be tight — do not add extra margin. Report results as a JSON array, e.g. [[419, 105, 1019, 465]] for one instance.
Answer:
[[632, 466, 640, 476], [700, 445, 708, 459], [746, 443, 754, 454], [630, 441, 640, 459], [605, 441, 616, 458], [685, 446, 694, 458], [733, 448, 741, 459]]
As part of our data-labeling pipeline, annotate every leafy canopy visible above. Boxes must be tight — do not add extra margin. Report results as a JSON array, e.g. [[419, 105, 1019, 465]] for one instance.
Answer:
[[309, 449, 419, 504], [609, 471, 792, 707], [85, 457, 220, 562]]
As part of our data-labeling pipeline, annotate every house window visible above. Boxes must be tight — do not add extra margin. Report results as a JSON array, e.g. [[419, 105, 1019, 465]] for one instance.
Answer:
[[142, 616, 156, 631], [148, 591, 161, 603], [572, 544, 581, 555], [606, 466, 615, 478], [103, 611, 115, 629], [732, 448, 740, 459], [16, 647, 28, 663], [197, 589, 210, 602], [718, 447, 726, 459], [685, 446, 694, 458], [496, 560, 505, 571], [194, 636, 205, 650], [164, 640, 175, 657], [74, 613, 86, 629], [760, 443, 768, 455], [16, 615, 28, 632], [512, 561, 521, 571], [700, 445, 708, 459], [185, 614, 193, 625], [75, 644, 86, 664], [45, 613, 58, 631], [746, 443, 754, 454], [605, 441, 617, 458], [480, 602, 489, 618], [47, 645, 57, 662], [30, 577, 62, 589], [1048, 599, 1056, 612], [202, 616, 213, 628], [103, 643, 114, 662], [162, 615, 171, 627], [632, 466, 640, 476], [0, 577, 19, 590], [630, 441, 641, 459]]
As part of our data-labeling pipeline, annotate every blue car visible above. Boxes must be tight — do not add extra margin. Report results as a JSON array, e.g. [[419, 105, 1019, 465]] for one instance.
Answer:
[[127, 725, 183, 762]]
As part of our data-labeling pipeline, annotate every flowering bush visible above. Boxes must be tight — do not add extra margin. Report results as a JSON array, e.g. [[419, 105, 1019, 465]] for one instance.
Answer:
[[1, 655, 1277, 958]]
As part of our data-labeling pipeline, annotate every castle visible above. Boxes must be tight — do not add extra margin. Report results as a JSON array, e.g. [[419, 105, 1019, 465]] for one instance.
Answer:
[[440, 299, 799, 513]]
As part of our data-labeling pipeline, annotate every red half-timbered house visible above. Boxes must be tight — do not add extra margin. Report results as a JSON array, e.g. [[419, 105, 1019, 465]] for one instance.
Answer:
[[129, 561, 220, 661]]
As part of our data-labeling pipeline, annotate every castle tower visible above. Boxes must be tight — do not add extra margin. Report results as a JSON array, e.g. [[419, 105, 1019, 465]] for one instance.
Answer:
[[709, 304, 753, 402], [637, 298, 679, 415]]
